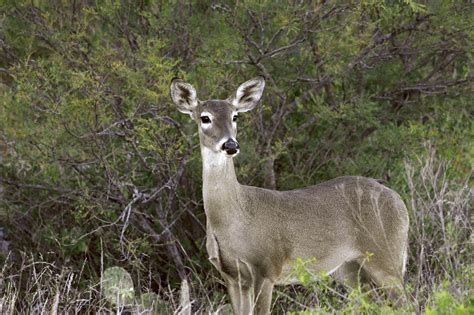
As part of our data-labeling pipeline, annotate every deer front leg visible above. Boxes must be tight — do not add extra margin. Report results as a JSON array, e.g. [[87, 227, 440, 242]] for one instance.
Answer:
[[225, 258, 265, 315], [227, 279, 253, 315], [254, 277, 274, 315]]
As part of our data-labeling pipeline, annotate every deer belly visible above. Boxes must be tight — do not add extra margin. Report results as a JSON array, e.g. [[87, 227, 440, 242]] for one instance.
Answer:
[[276, 247, 360, 285]]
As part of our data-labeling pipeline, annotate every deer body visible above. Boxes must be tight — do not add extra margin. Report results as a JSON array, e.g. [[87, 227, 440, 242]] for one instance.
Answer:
[[171, 78, 409, 314]]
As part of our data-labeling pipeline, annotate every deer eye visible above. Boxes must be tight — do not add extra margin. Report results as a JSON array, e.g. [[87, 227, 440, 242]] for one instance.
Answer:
[[233, 115, 238, 122], [200, 116, 211, 124]]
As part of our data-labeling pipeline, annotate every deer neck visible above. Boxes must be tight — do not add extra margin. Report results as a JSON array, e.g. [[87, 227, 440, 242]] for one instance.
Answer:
[[201, 146, 242, 226]]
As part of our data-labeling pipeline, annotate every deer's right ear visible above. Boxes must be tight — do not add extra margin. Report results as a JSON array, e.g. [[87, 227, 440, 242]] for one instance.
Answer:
[[170, 79, 198, 115]]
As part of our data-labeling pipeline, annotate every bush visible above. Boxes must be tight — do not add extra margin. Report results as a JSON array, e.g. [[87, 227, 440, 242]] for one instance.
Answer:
[[1, 0, 472, 313]]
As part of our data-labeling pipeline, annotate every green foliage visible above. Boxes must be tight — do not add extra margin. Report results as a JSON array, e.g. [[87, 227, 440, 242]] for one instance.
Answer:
[[0, 0, 472, 313], [102, 266, 135, 307], [101, 266, 175, 313], [425, 283, 474, 315]]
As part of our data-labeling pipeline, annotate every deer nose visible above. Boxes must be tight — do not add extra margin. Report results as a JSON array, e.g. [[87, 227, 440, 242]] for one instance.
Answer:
[[222, 139, 240, 155]]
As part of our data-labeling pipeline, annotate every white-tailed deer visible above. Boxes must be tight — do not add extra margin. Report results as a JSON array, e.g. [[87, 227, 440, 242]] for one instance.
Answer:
[[170, 77, 409, 314]]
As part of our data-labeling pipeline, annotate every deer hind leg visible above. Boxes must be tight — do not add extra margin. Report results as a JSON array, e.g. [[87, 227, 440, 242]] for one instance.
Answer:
[[332, 261, 370, 288], [358, 258, 406, 305]]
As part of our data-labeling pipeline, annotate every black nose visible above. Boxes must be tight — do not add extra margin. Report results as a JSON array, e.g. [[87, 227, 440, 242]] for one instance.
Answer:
[[222, 139, 240, 155]]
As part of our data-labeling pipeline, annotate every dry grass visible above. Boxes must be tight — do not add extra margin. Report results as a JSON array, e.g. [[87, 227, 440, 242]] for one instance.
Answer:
[[1, 149, 472, 314]]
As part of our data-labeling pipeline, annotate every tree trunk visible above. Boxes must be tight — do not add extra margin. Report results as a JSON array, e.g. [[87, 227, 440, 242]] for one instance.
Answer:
[[263, 157, 276, 190]]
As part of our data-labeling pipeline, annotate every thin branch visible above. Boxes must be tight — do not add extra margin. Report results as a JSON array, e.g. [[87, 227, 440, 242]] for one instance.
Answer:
[[0, 178, 74, 193], [262, 38, 307, 59]]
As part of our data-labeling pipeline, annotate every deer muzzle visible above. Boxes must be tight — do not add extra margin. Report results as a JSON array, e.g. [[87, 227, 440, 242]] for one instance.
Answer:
[[222, 139, 240, 156]]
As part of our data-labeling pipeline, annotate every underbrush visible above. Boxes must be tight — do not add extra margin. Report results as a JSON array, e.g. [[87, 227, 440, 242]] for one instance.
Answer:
[[1, 151, 472, 314]]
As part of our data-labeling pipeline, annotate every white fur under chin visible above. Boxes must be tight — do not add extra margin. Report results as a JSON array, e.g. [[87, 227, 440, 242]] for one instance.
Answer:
[[201, 146, 231, 170]]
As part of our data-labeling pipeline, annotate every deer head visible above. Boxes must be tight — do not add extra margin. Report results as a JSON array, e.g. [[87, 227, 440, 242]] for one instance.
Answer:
[[170, 77, 265, 157]]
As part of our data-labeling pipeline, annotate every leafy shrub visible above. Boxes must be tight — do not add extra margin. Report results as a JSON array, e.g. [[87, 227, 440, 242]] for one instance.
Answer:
[[0, 0, 472, 313]]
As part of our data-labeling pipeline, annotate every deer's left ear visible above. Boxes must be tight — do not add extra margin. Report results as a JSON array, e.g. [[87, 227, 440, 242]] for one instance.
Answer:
[[231, 76, 265, 112]]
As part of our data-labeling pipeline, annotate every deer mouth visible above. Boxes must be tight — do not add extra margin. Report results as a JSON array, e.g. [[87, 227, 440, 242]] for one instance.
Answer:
[[224, 148, 239, 156]]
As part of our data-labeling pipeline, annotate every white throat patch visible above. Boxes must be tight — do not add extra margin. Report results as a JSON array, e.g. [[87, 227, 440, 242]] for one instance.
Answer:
[[201, 146, 228, 170]]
